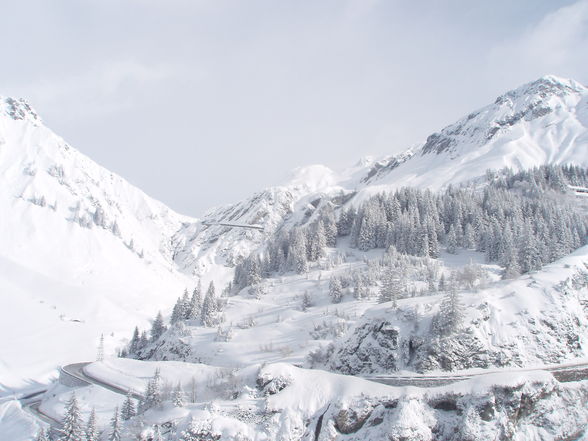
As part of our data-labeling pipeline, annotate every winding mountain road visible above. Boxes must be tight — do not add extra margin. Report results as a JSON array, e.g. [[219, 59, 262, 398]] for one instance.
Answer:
[[22, 359, 588, 432]]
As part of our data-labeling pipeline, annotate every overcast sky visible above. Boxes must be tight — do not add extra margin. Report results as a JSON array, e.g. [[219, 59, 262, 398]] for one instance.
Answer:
[[1, 0, 587, 216]]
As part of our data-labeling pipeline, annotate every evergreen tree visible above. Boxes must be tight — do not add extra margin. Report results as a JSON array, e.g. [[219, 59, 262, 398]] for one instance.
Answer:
[[321, 207, 338, 247], [170, 297, 185, 325], [129, 326, 140, 356], [463, 223, 476, 249], [378, 268, 402, 307], [201, 281, 219, 327], [188, 281, 202, 320], [139, 331, 149, 350], [172, 382, 184, 407], [61, 392, 85, 441], [433, 283, 464, 336], [181, 289, 191, 319], [501, 227, 520, 279], [141, 369, 162, 412], [287, 228, 308, 273], [121, 391, 136, 421], [108, 407, 122, 441], [150, 311, 166, 341], [329, 276, 343, 304], [85, 408, 99, 441], [446, 225, 458, 254], [308, 220, 327, 261], [337, 206, 356, 236]]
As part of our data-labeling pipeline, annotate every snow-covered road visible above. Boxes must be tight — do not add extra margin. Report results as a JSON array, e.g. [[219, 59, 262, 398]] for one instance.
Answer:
[[24, 359, 588, 432]]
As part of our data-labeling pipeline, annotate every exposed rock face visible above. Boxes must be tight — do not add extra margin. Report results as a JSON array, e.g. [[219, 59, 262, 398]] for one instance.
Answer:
[[307, 377, 588, 441], [321, 263, 588, 375]]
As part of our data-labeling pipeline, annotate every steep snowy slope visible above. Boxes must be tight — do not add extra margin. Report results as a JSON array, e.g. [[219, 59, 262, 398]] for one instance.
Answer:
[[0, 98, 194, 386], [360, 75, 588, 194]]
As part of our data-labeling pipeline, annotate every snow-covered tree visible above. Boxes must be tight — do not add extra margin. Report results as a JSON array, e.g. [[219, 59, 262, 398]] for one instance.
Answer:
[[287, 228, 308, 274], [85, 407, 99, 441], [378, 268, 402, 307], [61, 392, 85, 441], [202, 281, 219, 327], [121, 391, 136, 421], [188, 281, 202, 320], [446, 225, 458, 254], [129, 326, 140, 355], [170, 296, 186, 325], [108, 407, 122, 441], [433, 283, 464, 336], [301, 290, 313, 312], [150, 311, 166, 341], [308, 220, 327, 261], [172, 382, 184, 407], [141, 369, 162, 412], [329, 276, 343, 304]]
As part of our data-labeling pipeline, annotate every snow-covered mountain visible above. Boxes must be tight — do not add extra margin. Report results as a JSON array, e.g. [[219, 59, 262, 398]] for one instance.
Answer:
[[1, 75, 588, 440], [1, 74, 587, 388], [358, 75, 588, 194], [0, 97, 195, 386]]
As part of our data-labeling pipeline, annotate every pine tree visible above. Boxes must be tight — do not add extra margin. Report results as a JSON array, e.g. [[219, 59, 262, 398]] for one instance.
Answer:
[[121, 391, 136, 420], [201, 281, 219, 327], [129, 326, 140, 355], [329, 276, 343, 304], [378, 268, 402, 307], [150, 311, 166, 341], [188, 281, 202, 320], [287, 228, 308, 273], [308, 220, 327, 261], [446, 225, 458, 254], [433, 283, 464, 336], [108, 406, 122, 441], [141, 369, 162, 412], [501, 227, 520, 279], [170, 297, 185, 325], [139, 331, 149, 350], [172, 382, 184, 407], [463, 223, 476, 249], [61, 392, 85, 441], [321, 208, 338, 247], [85, 407, 99, 441], [181, 289, 191, 320]]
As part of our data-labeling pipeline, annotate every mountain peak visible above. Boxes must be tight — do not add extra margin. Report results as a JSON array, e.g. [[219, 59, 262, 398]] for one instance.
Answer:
[[495, 75, 586, 105], [0, 96, 41, 125]]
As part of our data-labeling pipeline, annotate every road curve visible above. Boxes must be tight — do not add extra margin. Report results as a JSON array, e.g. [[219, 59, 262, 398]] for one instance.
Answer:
[[61, 362, 143, 399]]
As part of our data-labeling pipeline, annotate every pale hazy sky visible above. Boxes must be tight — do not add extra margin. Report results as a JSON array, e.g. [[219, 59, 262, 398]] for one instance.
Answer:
[[1, 0, 587, 216]]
